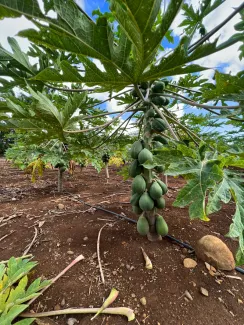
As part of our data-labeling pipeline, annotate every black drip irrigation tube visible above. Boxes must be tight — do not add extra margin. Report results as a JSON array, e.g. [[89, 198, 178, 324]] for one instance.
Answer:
[[68, 194, 244, 275]]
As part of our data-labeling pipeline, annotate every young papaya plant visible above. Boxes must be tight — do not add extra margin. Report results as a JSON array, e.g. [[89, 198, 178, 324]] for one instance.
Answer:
[[0, 256, 50, 325]]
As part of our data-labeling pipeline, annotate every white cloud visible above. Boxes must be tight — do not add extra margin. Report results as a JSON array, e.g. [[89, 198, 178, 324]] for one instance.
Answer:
[[171, 103, 184, 118], [170, 0, 244, 76], [0, 16, 35, 52]]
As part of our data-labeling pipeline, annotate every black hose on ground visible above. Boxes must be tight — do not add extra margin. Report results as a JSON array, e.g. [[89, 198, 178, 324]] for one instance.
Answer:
[[68, 194, 244, 275]]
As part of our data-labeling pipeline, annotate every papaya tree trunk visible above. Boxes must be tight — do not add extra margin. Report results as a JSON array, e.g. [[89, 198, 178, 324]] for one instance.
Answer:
[[105, 162, 109, 183], [129, 83, 169, 242], [143, 107, 162, 242], [57, 168, 64, 193], [164, 175, 168, 186]]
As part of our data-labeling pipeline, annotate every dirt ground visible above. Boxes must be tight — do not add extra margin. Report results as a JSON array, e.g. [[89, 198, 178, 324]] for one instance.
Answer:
[[0, 158, 244, 325]]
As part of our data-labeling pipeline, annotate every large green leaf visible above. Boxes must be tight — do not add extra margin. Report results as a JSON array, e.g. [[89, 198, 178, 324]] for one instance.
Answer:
[[202, 71, 244, 103]]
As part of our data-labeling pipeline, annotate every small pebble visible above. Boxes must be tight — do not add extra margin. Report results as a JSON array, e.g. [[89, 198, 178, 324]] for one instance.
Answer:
[[83, 236, 88, 241], [61, 298, 65, 306], [67, 318, 78, 325], [131, 293, 136, 298], [54, 304, 61, 311], [67, 250, 74, 255], [140, 297, 147, 306], [200, 287, 209, 296]]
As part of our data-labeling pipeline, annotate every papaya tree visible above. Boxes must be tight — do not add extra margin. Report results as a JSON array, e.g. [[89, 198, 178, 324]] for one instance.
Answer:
[[0, 0, 244, 263]]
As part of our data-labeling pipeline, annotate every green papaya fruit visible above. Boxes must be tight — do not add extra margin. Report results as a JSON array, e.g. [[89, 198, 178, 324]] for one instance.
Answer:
[[149, 181, 163, 200], [151, 96, 167, 106], [155, 165, 164, 173], [130, 193, 141, 206], [140, 81, 149, 90], [146, 107, 155, 118], [156, 179, 168, 194], [131, 140, 144, 159], [152, 82, 165, 93], [155, 197, 166, 209], [55, 162, 64, 168], [151, 118, 167, 132], [156, 215, 168, 236], [153, 141, 163, 149], [139, 192, 154, 211], [153, 135, 168, 145], [129, 160, 142, 178], [132, 175, 146, 194], [132, 205, 143, 215], [131, 89, 139, 98], [138, 148, 153, 165], [137, 215, 149, 236], [164, 98, 170, 105], [132, 88, 147, 98]]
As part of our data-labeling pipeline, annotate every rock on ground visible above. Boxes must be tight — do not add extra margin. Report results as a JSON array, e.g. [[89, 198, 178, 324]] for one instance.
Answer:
[[195, 235, 235, 271]]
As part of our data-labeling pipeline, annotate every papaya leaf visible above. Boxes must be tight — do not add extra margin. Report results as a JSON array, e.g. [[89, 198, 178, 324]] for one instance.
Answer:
[[201, 71, 244, 103], [14, 319, 35, 325]]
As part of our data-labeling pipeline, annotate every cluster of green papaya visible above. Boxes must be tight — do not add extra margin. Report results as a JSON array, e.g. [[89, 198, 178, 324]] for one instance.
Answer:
[[137, 213, 168, 237], [129, 135, 168, 180], [131, 80, 169, 107], [102, 153, 110, 163], [129, 80, 171, 238], [130, 175, 168, 213]]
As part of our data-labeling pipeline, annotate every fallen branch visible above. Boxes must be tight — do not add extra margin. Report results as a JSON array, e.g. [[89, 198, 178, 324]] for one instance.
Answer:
[[23, 227, 38, 256], [97, 224, 108, 284], [28, 254, 85, 305], [0, 230, 16, 242], [21, 307, 135, 322], [91, 288, 119, 320]]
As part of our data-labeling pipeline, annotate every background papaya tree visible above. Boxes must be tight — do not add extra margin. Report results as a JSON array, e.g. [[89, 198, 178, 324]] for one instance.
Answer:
[[0, 0, 244, 263], [1, 85, 126, 191]]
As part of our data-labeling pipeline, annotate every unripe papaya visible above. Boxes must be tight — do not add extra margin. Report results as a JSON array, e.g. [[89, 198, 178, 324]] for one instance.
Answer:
[[130, 193, 141, 206], [132, 205, 143, 215], [146, 107, 155, 118], [164, 98, 170, 105], [129, 160, 142, 178], [151, 96, 167, 106], [155, 165, 164, 173], [155, 197, 166, 209], [131, 140, 144, 159], [149, 181, 163, 200], [138, 148, 153, 165], [140, 81, 149, 90], [137, 215, 149, 236], [153, 135, 168, 145], [156, 215, 168, 236], [156, 179, 168, 194], [139, 192, 154, 211], [151, 118, 167, 132], [153, 141, 163, 149], [132, 175, 146, 194], [152, 82, 165, 93]]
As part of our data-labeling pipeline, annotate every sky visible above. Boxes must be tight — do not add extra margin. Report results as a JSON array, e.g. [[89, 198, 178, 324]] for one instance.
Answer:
[[0, 0, 243, 133]]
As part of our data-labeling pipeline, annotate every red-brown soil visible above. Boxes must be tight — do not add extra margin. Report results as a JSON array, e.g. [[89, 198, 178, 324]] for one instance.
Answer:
[[0, 158, 243, 325]]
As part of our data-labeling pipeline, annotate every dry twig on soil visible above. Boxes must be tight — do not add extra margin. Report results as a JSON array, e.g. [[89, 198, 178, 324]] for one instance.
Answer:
[[28, 254, 85, 306], [22, 227, 38, 256], [97, 224, 108, 284], [0, 230, 16, 242]]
